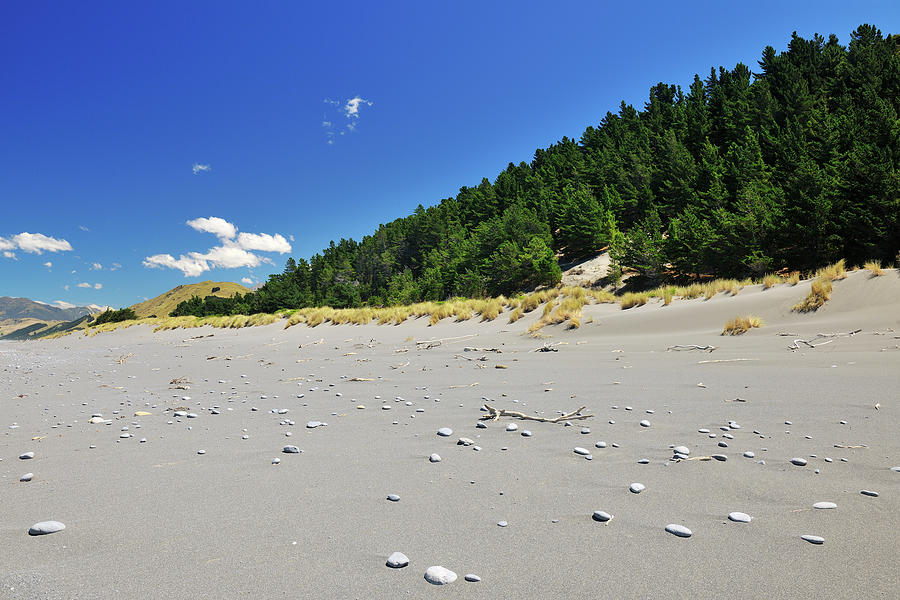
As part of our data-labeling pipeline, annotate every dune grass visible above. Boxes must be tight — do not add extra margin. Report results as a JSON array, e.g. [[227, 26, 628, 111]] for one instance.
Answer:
[[722, 315, 764, 335], [864, 260, 884, 276], [792, 277, 833, 312]]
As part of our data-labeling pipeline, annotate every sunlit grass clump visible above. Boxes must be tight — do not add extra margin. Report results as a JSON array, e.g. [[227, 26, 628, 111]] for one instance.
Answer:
[[864, 260, 884, 276], [792, 277, 833, 312], [722, 315, 764, 335]]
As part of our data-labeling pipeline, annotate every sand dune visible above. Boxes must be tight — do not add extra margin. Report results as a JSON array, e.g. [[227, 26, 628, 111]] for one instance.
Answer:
[[1, 272, 898, 599]]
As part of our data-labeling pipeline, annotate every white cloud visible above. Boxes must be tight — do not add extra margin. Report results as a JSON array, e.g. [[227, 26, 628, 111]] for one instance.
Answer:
[[145, 217, 292, 277], [143, 253, 210, 277], [94, 283, 102, 290], [3, 251, 16, 259], [64, 285, 70, 291], [192, 163, 211, 175], [79, 225, 90, 232], [187, 216, 237, 240], [91, 262, 102, 270], [0, 237, 14, 251], [52, 300, 76, 309], [12, 232, 73, 254], [236, 232, 291, 253], [322, 120, 332, 127], [110, 262, 122, 271], [43, 261, 52, 268], [77, 282, 92, 288], [241, 277, 253, 285], [343, 96, 372, 118]]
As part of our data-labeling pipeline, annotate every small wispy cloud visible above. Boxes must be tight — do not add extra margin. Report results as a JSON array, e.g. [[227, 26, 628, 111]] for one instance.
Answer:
[[91, 262, 102, 270], [192, 163, 211, 175], [64, 285, 70, 291], [241, 277, 253, 285], [110, 262, 122, 271], [322, 95, 372, 144], [94, 283, 102, 290], [4, 251, 17, 259], [43, 261, 52, 268], [77, 282, 92, 288], [79, 225, 90, 232]]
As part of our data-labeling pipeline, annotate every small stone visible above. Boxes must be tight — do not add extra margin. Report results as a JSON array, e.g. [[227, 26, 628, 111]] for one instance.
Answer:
[[476, 422, 487, 429], [272, 458, 281, 464], [790, 457, 808, 466], [282, 445, 301, 453], [718, 442, 728, 448], [673, 446, 690, 456], [464, 574, 481, 582], [891, 466, 900, 473], [424, 566, 457, 585], [386, 494, 400, 502], [629, 482, 645, 494], [506, 423, 518, 432], [306, 421, 322, 429], [581, 427, 590, 434], [728, 512, 752, 523], [521, 430, 532, 437], [595, 441, 607, 448], [386, 552, 409, 568], [813, 502, 837, 509], [28, 521, 66, 536], [573, 447, 590, 456], [801, 534, 824, 544], [638, 458, 650, 464], [429, 453, 441, 463], [665, 524, 692, 537], [698, 428, 710, 433], [640, 420, 651, 427], [592, 511, 613, 522], [197, 449, 206, 455], [711, 454, 728, 461], [743, 451, 755, 458], [20, 473, 33, 482], [19, 452, 35, 460], [860, 490, 879, 497], [497, 520, 508, 527], [437, 427, 453, 437], [457, 437, 474, 446]]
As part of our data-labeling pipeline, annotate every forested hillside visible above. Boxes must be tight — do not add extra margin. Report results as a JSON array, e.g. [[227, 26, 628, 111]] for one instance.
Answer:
[[173, 25, 899, 317]]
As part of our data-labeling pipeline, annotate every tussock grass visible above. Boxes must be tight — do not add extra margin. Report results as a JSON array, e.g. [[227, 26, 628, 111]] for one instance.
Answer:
[[816, 259, 847, 281], [864, 260, 884, 276], [722, 315, 764, 335], [661, 287, 676, 306], [620, 292, 649, 309], [786, 272, 801, 285], [508, 306, 524, 323], [792, 278, 832, 312], [762, 274, 782, 289]]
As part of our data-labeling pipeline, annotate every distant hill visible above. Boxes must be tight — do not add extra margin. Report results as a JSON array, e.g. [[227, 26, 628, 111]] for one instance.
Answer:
[[0, 297, 104, 322], [130, 281, 250, 318]]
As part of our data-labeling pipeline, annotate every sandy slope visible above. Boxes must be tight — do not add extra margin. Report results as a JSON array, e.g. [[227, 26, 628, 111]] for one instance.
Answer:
[[1, 271, 898, 599]]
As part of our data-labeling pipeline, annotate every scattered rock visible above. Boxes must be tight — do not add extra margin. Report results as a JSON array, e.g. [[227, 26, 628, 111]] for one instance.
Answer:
[[813, 502, 837, 509], [429, 453, 441, 463], [801, 534, 825, 544], [673, 446, 690, 455], [28, 521, 65, 536], [282, 445, 301, 454], [665, 524, 692, 537], [506, 423, 518, 432], [387, 494, 400, 502], [464, 574, 481, 582], [497, 520, 508, 527], [728, 512, 752, 523], [640, 420, 651, 427], [629, 482, 645, 494], [860, 490, 879, 497], [20, 473, 33, 482], [457, 437, 475, 446], [19, 452, 34, 460], [386, 552, 409, 568], [574, 447, 590, 456], [437, 427, 453, 437], [592, 511, 613, 522], [790, 457, 808, 466], [424, 566, 457, 585]]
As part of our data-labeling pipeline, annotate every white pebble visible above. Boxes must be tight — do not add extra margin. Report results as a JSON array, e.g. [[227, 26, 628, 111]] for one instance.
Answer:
[[728, 512, 752, 523], [665, 524, 692, 537], [629, 482, 645, 494], [424, 566, 457, 585]]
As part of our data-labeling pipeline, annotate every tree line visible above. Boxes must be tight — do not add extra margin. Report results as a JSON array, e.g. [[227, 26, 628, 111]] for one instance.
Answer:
[[172, 25, 899, 318]]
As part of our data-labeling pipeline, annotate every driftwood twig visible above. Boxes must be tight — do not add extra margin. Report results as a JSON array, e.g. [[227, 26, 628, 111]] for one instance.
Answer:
[[789, 329, 862, 350], [667, 345, 717, 352], [480, 403, 593, 423]]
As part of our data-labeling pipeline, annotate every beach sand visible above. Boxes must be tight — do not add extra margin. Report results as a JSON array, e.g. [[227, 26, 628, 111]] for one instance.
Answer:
[[2, 270, 898, 599]]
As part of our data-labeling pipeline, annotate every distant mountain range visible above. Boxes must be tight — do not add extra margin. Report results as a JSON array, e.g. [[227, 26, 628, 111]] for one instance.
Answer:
[[0, 297, 106, 322]]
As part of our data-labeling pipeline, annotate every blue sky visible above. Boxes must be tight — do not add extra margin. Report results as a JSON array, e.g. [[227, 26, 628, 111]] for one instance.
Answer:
[[1, 1, 896, 309]]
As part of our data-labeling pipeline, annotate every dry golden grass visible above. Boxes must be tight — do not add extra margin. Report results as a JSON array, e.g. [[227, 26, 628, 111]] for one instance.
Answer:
[[786, 272, 801, 285], [816, 259, 847, 282], [662, 287, 675, 306], [620, 292, 649, 309], [792, 277, 833, 312], [722, 315, 764, 335], [508, 306, 524, 323], [762, 274, 782, 289], [864, 260, 884, 276]]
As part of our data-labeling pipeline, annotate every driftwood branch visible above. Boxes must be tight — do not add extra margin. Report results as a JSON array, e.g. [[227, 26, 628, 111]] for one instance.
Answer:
[[416, 334, 477, 349], [480, 403, 593, 423], [532, 342, 562, 352], [789, 329, 862, 350], [667, 344, 717, 352]]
